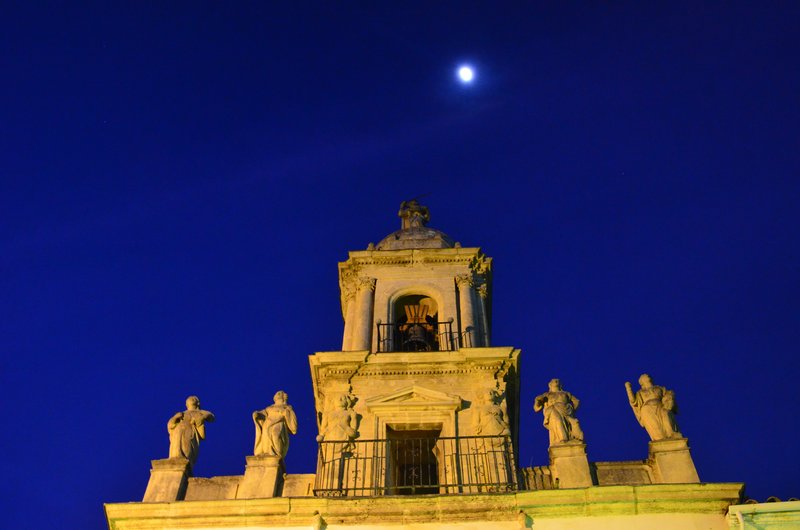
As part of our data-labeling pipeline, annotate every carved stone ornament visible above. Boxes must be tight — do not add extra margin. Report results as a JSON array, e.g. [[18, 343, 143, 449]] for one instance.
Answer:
[[533, 379, 585, 446], [356, 276, 376, 292], [167, 396, 215, 466], [455, 273, 474, 288], [477, 284, 489, 299], [316, 394, 359, 444], [473, 389, 511, 437], [342, 286, 356, 302]]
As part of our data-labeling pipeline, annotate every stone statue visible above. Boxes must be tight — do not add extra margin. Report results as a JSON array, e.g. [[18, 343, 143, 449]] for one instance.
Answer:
[[533, 379, 584, 446], [253, 390, 298, 459], [167, 396, 215, 466], [473, 389, 511, 437], [398, 199, 430, 229], [316, 394, 358, 446], [625, 374, 681, 441]]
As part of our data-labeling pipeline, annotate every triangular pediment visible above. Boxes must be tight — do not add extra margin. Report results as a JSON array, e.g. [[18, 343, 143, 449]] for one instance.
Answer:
[[365, 385, 462, 411]]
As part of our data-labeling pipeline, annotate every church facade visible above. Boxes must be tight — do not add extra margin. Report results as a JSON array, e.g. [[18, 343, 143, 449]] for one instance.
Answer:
[[104, 202, 796, 530]]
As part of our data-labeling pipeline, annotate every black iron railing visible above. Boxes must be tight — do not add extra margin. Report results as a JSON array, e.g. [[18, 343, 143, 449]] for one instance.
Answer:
[[376, 320, 473, 352], [314, 435, 516, 497]]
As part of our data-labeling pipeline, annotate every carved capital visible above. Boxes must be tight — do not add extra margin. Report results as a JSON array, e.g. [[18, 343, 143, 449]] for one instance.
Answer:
[[356, 276, 376, 292], [455, 274, 474, 289], [470, 252, 491, 275]]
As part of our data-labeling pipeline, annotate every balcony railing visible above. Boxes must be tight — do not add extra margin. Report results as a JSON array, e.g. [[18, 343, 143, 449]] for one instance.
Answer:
[[314, 435, 516, 497], [376, 320, 473, 352]]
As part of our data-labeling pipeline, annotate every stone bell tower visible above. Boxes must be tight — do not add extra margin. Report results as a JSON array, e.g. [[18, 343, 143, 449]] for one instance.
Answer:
[[309, 201, 521, 495]]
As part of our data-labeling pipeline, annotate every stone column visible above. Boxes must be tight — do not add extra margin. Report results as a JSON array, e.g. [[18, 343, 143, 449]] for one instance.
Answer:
[[341, 289, 357, 350], [548, 443, 593, 488], [237, 455, 285, 499], [648, 437, 700, 484], [477, 284, 490, 347], [456, 274, 477, 347], [142, 458, 191, 502], [352, 277, 376, 351]]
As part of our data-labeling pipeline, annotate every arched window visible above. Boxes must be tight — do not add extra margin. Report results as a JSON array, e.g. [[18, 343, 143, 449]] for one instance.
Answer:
[[393, 294, 439, 351]]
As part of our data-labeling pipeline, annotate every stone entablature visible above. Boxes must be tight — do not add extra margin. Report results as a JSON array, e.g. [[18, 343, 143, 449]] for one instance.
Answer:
[[106, 483, 745, 530]]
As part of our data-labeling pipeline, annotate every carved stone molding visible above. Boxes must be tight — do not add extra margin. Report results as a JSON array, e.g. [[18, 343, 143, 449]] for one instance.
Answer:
[[477, 284, 489, 299], [455, 273, 474, 288], [356, 276, 376, 292], [469, 252, 492, 275]]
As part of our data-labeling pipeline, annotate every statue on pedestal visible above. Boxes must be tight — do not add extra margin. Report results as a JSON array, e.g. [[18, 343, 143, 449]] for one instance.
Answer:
[[533, 379, 584, 446], [167, 396, 215, 466], [253, 390, 298, 459], [625, 374, 681, 441], [398, 199, 430, 229]]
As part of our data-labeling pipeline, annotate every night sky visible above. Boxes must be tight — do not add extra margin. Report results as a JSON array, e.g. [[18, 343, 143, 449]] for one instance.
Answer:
[[2, 3, 799, 529]]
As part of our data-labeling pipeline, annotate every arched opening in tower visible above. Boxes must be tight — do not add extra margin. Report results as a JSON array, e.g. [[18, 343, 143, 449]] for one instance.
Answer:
[[394, 295, 439, 352]]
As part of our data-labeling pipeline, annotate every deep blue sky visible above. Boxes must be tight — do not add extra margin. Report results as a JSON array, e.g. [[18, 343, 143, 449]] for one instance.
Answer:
[[2, 2, 798, 529]]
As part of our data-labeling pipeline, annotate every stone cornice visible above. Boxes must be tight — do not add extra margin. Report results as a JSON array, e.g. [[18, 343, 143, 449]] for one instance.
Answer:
[[105, 483, 745, 529], [309, 348, 519, 390], [336, 248, 492, 316], [340, 248, 491, 271]]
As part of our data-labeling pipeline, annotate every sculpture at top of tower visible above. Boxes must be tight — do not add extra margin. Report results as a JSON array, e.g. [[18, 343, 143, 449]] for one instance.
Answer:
[[252, 390, 298, 459], [625, 374, 681, 441], [376, 200, 455, 250], [398, 199, 430, 229], [533, 379, 584, 446], [167, 396, 215, 466]]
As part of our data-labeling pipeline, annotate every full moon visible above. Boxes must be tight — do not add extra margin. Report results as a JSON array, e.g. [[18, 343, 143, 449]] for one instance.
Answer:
[[457, 65, 475, 83]]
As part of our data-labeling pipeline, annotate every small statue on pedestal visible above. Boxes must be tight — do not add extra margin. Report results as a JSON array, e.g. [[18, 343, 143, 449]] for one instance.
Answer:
[[167, 396, 215, 466], [533, 379, 584, 446]]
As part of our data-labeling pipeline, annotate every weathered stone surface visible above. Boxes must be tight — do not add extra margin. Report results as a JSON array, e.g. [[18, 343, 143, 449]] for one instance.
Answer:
[[142, 458, 190, 502], [107, 483, 745, 529], [184, 475, 240, 501], [236, 455, 284, 499], [282, 473, 315, 497], [648, 437, 700, 483], [549, 443, 593, 489], [592, 461, 653, 486]]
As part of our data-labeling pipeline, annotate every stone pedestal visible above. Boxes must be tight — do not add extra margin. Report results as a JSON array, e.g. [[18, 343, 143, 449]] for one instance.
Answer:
[[648, 437, 700, 484], [236, 455, 284, 499], [142, 458, 191, 502], [548, 442, 593, 488]]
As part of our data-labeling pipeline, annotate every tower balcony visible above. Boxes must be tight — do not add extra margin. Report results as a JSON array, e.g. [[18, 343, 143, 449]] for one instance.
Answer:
[[313, 435, 517, 497], [375, 320, 475, 352]]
